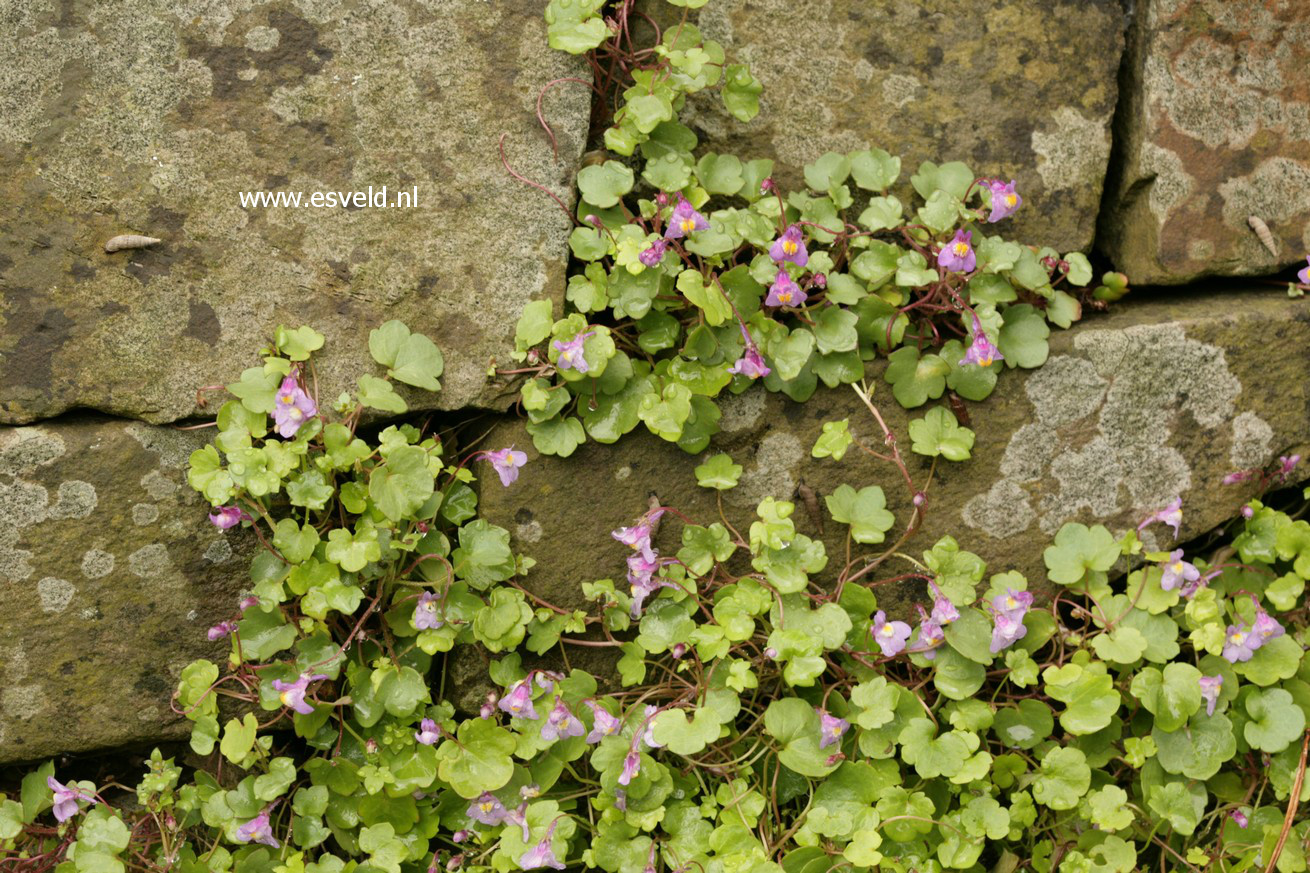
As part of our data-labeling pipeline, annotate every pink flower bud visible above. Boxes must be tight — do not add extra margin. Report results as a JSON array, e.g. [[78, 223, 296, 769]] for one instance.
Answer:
[[655, 192, 669, 207], [1242, 505, 1254, 518], [671, 643, 687, 659], [761, 178, 774, 194], [239, 596, 259, 611]]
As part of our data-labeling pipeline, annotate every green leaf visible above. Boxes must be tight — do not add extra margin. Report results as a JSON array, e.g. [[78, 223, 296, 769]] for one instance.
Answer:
[[527, 416, 587, 457], [908, 406, 975, 461], [357, 375, 407, 413], [849, 149, 901, 191], [764, 698, 840, 778], [722, 64, 762, 122], [276, 325, 325, 362], [824, 484, 895, 544], [1043, 523, 1120, 587], [997, 304, 1050, 368], [1032, 747, 1090, 810], [1153, 712, 1235, 780], [1147, 782, 1200, 835], [991, 700, 1053, 749], [1042, 661, 1120, 735], [368, 445, 435, 522], [435, 718, 516, 798], [1245, 687, 1307, 752], [1129, 663, 1202, 732], [884, 346, 948, 409], [220, 713, 258, 765], [856, 196, 903, 232], [273, 519, 321, 564], [812, 419, 852, 461], [942, 608, 995, 665], [695, 453, 742, 490], [451, 519, 517, 590], [544, 0, 608, 53], [803, 152, 851, 192], [695, 153, 745, 196], [813, 307, 859, 355], [910, 160, 974, 200], [515, 299, 555, 354], [578, 161, 635, 209]]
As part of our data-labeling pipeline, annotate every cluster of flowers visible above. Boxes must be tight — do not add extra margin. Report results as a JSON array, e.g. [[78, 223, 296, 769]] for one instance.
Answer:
[[612, 508, 679, 617], [867, 581, 1029, 660]]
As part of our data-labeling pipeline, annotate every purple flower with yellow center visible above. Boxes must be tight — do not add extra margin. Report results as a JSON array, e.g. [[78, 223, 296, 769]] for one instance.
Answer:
[[553, 331, 595, 374], [765, 270, 807, 308], [937, 230, 976, 273], [959, 315, 1004, 368], [817, 709, 849, 749], [985, 180, 1022, 223], [992, 588, 1033, 619], [585, 702, 622, 743], [541, 698, 586, 742], [519, 819, 566, 871], [664, 197, 709, 239], [272, 672, 329, 715], [499, 678, 539, 721], [273, 375, 317, 439], [769, 225, 809, 267], [414, 591, 443, 631], [482, 447, 528, 487], [1299, 256, 1310, 285], [871, 610, 912, 657], [47, 777, 94, 823], [467, 792, 509, 826], [618, 750, 642, 786], [235, 808, 280, 848], [207, 620, 238, 641], [639, 239, 669, 267], [1159, 549, 1200, 592], [989, 609, 1028, 653], [1138, 497, 1183, 540], [728, 323, 770, 379], [1253, 607, 1285, 644], [1223, 622, 1260, 663], [1199, 675, 1223, 716], [415, 718, 440, 746], [929, 583, 959, 625], [208, 505, 250, 529]]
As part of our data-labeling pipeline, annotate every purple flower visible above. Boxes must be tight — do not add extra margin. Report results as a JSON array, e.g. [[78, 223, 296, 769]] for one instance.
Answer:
[[467, 792, 509, 826], [499, 678, 539, 721], [910, 605, 946, 660], [639, 239, 669, 267], [728, 343, 771, 380], [1223, 471, 1253, 485], [1222, 622, 1260, 663], [1299, 256, 1310, 285], [1137, 497, 1183, 540], [208, 505, 250, 529], [272, 672, 329, 715], [453, 830, 470, 843], [415, 718, 440, 746], [985, 180, 1022, 223], [482, 447, 528, 487], [989, 610, 1028, 653], [1278, 455, 1302, 480], [618, 751, 642, 786], [553, 331, 595, 374], [959, 315, 1003, 368], [47, 777, 93, 823], [929, 584, 959, 625], [1159, 550, 1200, 592], [817, 709, 849, 749], [235, 808, 280, 848], [585, 702, 623, 743], [641, 705, 662, 749], [769, 225, 809, 267], [273, 375, 317, 439], [871, 610, 912, 657], [628, 555, 677, 618], [812, 273, 827, 289], [519, 820, 566, 871], [414, 591, 443, 631], [1199, 675, 1223, 716], [207, 620, 238, 642], [765, 270, 806, 308], [1230, 809, 1249, 829], [664, 197, 709, 239], [992, 588, 1034, 619], [937, 230, 976, 273], [1180, 567, 1220, 600], [612, 510, 664, 562], [1253, 607, 1285, 644], [541, 699, 586, 742]]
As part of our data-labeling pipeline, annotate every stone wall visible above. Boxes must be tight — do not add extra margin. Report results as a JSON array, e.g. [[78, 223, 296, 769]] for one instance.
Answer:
[[1, 0, 1308, 763]]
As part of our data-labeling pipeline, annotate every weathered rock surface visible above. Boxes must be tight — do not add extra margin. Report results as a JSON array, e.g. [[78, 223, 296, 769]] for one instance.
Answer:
[[0, 419, 251, 764], [671, 0, 1124, 253], [479, 290, 1310, 619], [1098, 0, 1310, 284], [0, 0, 587, 424]]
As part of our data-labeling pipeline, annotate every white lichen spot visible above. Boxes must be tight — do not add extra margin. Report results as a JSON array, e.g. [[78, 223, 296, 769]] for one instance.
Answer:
[[1030, 107, 1111, 191], [79, 607, 98, 621], [1140, 142, 1194, 225], [516, 520, 544, 544], [81, 549, 115, 579], [718, 389, 767, 433], [48, 480, 97, 519], [186, 609, 198, 621], [132, 503, 160, 526], [37, 577, 76, 614], [1231, 412, 1275, 468], [962, 480, 1037, 540], [1, 684, 47, 720], [737, 432, 804, 505], [203, 538, 232, 564], [614, 466, 632, 481], [244, 25, 280, 52], [0, 427, 66, 475], [880, 74, 922, 109], [128, 543, 173, 578], [140, 469, 180, 500]]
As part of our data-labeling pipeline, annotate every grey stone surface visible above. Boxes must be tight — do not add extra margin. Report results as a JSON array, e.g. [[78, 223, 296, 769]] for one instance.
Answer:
[[478, 290, 1310, 619], [0, 418, 253, 764], [1098, 0, 1310, 284], [0, 0, 588, 424]]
